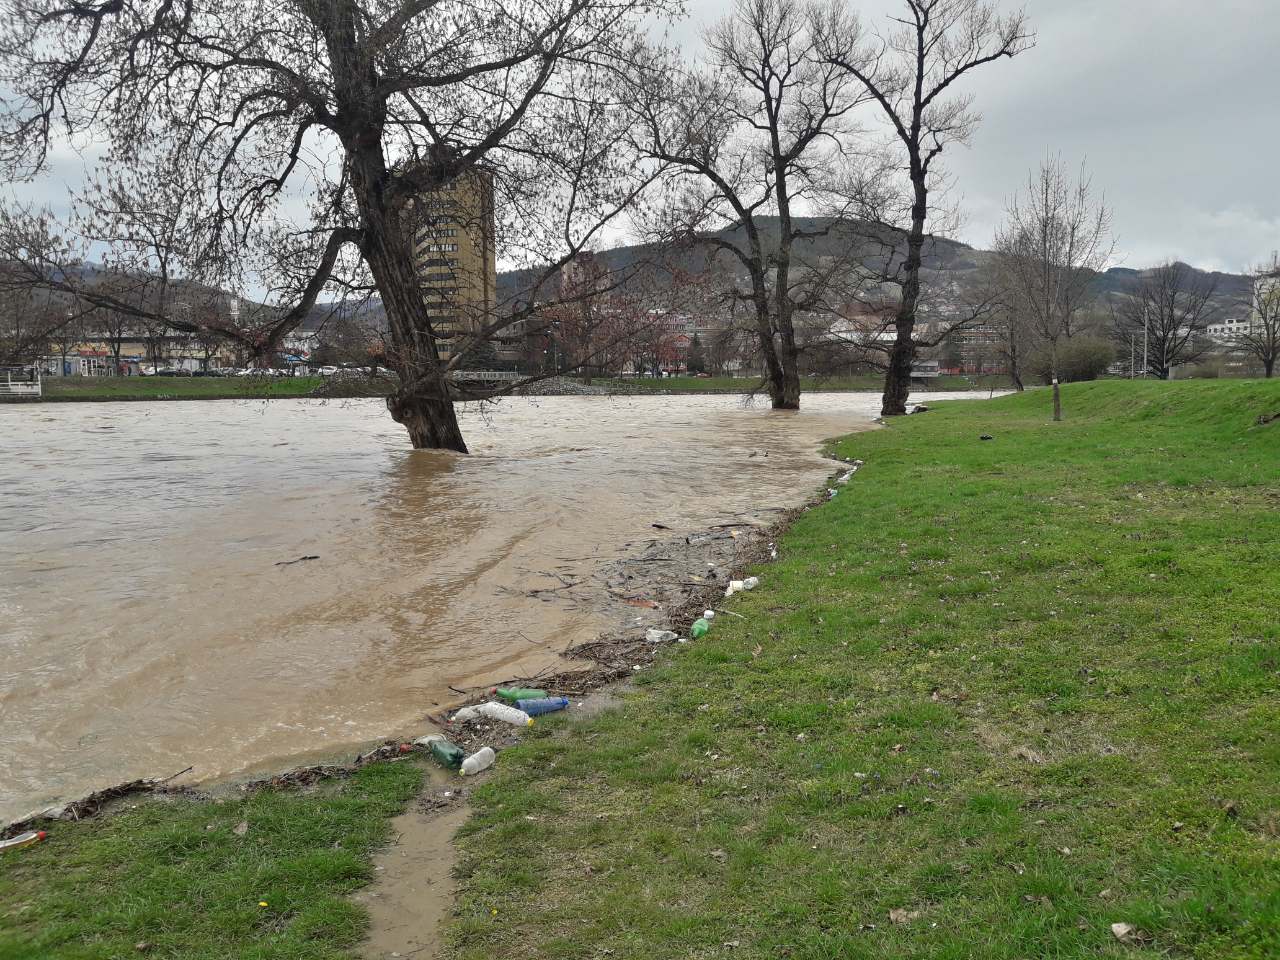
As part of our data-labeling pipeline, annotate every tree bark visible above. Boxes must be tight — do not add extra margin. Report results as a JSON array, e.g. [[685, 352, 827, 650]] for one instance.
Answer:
[[772, 303, 801, 409], [1051, 340, 1062, 421], [360, 211, 468, 453], [881, 174, 926, 417]]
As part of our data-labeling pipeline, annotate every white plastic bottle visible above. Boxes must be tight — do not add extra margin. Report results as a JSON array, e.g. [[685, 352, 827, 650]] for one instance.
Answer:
[[452, 702, 533, 727], [461, 747, 496, 775]]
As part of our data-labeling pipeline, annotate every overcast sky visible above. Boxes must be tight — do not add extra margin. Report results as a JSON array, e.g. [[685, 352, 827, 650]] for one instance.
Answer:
[[14, 0, 1278, 277], [677, 0, 1279, 274]]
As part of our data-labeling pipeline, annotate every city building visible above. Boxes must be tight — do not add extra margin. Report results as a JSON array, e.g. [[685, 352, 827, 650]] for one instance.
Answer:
[[407, 167, 497, 362], [38, 325, 237, 376], [559, 250, 608, 304], [1205, 316, 1253, 343]]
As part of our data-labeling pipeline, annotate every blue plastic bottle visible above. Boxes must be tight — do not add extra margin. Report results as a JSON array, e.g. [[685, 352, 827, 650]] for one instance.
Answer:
[[515, 696, 570, 716]]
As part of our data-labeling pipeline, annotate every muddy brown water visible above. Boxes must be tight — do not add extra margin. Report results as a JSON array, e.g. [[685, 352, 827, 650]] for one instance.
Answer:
[[0, 392, 989, 822]]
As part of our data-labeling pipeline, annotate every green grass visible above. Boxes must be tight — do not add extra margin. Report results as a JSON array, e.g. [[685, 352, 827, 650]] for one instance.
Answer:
[[615, 374, 993, 392], [0, 762, 424, 959], [41, 376, 327, 401], [452, 379, 1280, 959]]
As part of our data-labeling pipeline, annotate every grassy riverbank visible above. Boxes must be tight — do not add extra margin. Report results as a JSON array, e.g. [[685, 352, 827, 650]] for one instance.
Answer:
[[614, 373, 995, 393], [29, 372, 997, 402], [453, 379, 1280, 959], [0, 762, 426, 959], [40, 375, 326, 401]]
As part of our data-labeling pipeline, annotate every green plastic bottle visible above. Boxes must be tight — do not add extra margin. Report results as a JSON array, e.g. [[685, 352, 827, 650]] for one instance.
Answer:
[[492, 686, 547, 702], [690, 618, 710, 639], [417, 734, 464, 770]]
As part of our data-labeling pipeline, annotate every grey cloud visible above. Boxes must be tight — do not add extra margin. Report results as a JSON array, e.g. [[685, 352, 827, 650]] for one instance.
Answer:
[[678, 0, 1278, 273]]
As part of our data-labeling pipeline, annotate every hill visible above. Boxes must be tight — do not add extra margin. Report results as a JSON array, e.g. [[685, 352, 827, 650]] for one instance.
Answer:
[[490, 219, 1251, 322]]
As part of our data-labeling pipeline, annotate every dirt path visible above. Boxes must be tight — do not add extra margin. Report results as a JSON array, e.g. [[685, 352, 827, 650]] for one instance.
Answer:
[[355, 779, 471, 960]]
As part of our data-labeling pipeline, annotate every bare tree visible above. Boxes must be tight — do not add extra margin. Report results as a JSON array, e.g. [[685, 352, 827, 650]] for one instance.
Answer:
[[631, 0, 870, 409], [0, 287, 63, 366], [993, 157, 1113, 420], [0, 277, 64, 365], [1235, 258, 1280, 378], [816, 0, 1032, 416], [0, 0, 674, 450], [46, 307, 87, 375], [1114, 262, 1218, 381]]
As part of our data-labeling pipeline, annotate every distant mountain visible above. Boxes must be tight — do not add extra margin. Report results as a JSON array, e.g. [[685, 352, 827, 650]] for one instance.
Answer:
[[1092, 264, 1252, 302], [495, 217, 982, 305], [493, 220, 1251, 322]]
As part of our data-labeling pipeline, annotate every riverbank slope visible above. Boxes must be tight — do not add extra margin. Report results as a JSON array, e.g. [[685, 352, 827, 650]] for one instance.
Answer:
[[3, 381, 1275, 959], [451, 380, 1280, 959], [28, 373, 995, 402]]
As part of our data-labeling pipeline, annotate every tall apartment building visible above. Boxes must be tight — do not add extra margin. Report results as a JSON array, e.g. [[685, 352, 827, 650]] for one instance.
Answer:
[[407, 167, 497, 361]]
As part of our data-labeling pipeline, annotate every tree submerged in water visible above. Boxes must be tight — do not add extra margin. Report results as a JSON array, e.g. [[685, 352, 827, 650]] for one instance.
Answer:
[[0, 0, 675, 450]]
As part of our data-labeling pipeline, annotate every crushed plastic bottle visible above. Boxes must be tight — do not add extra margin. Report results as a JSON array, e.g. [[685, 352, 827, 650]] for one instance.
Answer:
[[516, 696, 570, 716], [646, 628, 678, 643], [725, 580, 745, 597], [690, 618, 710, 639], [415, 734, 465, 770], [461, 747, 496, 775], [451, 702, 534, 727], [0, 831, 46, 852], [744, 576, 760, 590], [492, 686, 547, 702]]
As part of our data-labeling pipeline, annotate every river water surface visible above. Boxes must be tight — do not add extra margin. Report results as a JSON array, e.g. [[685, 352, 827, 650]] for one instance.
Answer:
[[0, 392, 987, 822]]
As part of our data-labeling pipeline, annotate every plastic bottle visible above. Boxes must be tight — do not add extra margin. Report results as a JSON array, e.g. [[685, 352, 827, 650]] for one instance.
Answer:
[[415, 734, 465, 770], [461, 747, 496, 775], [516, 696, 569, 716], [703, 610, 715, 620], [492, 686, 547, 702], [744, 576, 760, 590], [0, 831, 46, 852], [452, 702, 534, 727], [690, 618, 710, 639]]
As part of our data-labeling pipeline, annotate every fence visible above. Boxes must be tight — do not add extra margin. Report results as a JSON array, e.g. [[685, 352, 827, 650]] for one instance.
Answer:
[[0, 367, 42, 398]]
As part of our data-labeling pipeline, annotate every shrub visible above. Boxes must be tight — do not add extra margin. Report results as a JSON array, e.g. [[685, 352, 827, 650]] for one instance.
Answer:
[[1028, 336, 1115, 383]]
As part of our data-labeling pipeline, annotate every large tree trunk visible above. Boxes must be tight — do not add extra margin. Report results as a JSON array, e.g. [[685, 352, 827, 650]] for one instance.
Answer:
[[771, 187, 801, 411], [773, 311, 801, 409], [882, 179, 927, 417], [363, 227, 469, 453], [748, 285, 791, 408], [1008, 333, 1024, 391], [778, 352, 800, 408], [1051, 341, 1062, 422]]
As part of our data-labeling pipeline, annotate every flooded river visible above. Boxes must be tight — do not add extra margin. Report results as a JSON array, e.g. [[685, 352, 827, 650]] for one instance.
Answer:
[[0, 392, 986, 821]]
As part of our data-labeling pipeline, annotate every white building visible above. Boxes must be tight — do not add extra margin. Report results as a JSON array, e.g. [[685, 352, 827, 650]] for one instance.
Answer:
[[1205, 316, 1253, 343]]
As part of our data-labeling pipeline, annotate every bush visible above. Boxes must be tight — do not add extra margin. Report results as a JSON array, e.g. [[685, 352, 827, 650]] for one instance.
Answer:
[[1028, 336, 1115, 384]]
